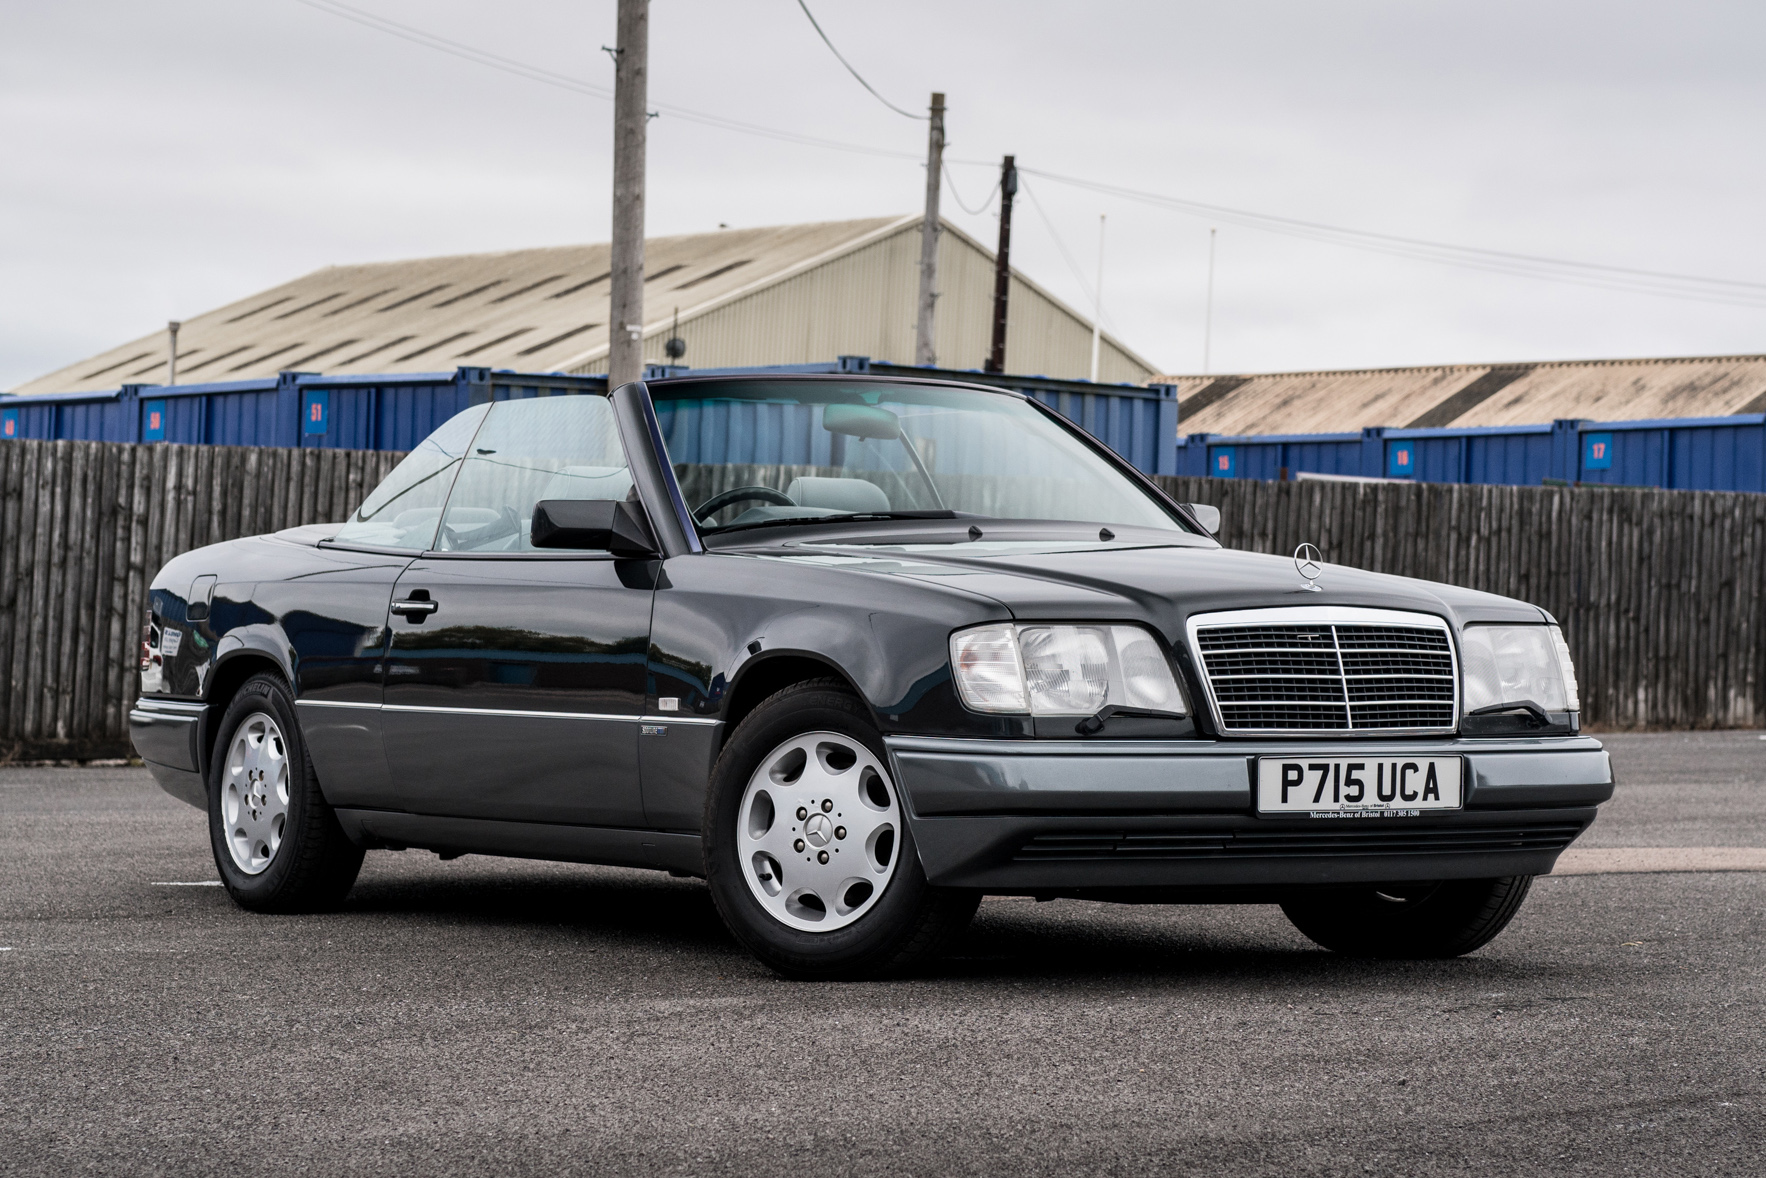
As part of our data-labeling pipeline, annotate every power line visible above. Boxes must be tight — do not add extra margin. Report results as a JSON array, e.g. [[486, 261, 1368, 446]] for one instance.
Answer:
[[792, 0, 924, 120], [942, 163, 997, 216], [292, 0, 921, 161], [291, 0, 1766, 310], [1019, 167, 1766, 309], [1019, 177, 1112, 332]]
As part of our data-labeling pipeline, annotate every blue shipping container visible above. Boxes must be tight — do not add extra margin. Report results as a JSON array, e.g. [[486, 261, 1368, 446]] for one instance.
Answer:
[[1179, 414, 1766, 494], [0, 358, 1182, 475]]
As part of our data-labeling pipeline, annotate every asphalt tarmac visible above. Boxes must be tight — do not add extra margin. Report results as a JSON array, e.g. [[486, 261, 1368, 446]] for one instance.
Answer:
[[3, 731, 1763, 1176]]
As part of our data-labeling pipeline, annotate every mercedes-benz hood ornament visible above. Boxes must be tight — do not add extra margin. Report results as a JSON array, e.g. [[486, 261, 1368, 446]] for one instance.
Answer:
[[1294, 543, 1324, 592]]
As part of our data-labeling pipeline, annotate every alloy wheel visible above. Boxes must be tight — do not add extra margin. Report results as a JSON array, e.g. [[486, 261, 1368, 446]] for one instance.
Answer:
[[736, 731, 900, 932], [221, 712, 290, 875]]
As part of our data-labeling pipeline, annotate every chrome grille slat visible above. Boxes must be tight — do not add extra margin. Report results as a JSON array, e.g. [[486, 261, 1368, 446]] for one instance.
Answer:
[[1189, 608, 1459, 735]]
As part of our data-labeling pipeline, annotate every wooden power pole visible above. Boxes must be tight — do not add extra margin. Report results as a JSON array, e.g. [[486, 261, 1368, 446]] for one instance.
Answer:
[[607, 0, 649, 388], [914, 92, 945, 367], [984, 155, 1017, 374]]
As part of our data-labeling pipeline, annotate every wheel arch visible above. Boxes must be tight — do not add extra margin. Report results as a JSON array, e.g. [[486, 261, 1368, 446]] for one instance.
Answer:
[[719, 652, 870, 750], [200, 650, 292, 778]]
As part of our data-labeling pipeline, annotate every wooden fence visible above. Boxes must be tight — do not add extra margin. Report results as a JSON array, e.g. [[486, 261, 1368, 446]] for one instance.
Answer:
[[0, 440, 403, 760], [1, 440, 1761, 758]]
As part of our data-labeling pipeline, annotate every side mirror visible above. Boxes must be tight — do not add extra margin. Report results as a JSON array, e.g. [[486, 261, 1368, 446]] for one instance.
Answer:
[[531, 499, 657, 557], [1180, 502, 1221, 535]]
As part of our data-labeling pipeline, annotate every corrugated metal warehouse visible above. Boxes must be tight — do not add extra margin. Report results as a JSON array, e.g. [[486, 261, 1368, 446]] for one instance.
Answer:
[[1162, 354, 1766, 436], [14, 216, 1155, 396]]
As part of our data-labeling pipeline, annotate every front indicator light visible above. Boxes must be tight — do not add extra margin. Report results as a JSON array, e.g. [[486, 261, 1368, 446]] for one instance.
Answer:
[[950, 623, 1187, 717], [949, 624, 1028, 713]]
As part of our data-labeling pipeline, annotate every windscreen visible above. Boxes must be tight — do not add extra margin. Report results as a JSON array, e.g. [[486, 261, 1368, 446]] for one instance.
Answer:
[[650, 380, 1186, 534]]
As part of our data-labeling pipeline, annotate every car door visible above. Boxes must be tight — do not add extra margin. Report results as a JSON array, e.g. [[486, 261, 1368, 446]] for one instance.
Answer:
[[286, 401, 492, 809], [379, 394, 654, 827]]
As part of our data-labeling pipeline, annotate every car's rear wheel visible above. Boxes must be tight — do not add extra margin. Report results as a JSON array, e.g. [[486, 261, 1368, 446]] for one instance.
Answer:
[[208, 673, 364, 912], [1280, 876, 1534, 958], [703, 680, 979, 979]]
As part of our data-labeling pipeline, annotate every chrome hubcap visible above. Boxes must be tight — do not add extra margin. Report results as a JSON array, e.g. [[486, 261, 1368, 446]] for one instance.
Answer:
[[737, 731, 900, 932], [221, 712, 289, 875]]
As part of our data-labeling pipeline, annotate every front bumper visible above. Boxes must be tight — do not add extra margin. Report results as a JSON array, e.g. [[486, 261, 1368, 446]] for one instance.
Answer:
[[885, 734, 1612, 892]]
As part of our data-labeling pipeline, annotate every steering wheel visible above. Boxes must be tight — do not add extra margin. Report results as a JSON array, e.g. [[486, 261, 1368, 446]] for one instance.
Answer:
[[693, 485, 794, 524]]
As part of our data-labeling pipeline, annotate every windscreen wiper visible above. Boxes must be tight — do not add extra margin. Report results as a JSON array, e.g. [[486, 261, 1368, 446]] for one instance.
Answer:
[[707, 510, 968, 535]]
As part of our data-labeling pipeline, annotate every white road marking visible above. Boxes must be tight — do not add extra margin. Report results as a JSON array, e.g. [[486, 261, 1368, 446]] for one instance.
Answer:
[[1554, 847, 1766, 875], [150, 880, 224, 886]]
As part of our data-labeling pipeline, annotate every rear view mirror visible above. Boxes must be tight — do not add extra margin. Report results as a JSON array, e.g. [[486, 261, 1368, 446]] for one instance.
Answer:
[[822, 403, 901, 440], [1181, 502, 1221, 535], [531, 499, 657, 557]]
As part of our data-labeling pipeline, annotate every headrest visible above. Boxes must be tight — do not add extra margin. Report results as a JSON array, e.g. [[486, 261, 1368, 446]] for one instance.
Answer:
[[785, 476, 891, 514]]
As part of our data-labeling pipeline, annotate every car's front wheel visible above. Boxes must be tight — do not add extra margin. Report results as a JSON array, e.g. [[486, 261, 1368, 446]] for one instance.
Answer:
[[208, 673, 364, 912], [1280, 876, 1534, 958], [703, 680, 979, 979]]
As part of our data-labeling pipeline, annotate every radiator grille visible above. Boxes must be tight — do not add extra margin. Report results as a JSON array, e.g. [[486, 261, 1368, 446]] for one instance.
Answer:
[[1015, 822, 1584, 862], [1193, 616, 1457, 734]]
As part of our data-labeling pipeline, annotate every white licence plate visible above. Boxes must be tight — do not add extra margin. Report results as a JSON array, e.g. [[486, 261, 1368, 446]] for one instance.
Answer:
[[1256, 756, 1463, 817]]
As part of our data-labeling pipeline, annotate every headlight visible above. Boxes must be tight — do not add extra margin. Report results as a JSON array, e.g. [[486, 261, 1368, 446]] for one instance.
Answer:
[[950, 623, 1187, 716], [1460, 624, 1579, 713]]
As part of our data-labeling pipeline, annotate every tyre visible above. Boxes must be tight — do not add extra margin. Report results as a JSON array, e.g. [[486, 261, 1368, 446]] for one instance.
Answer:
[[703, 679, 980, 980], [1280, 876, 1534, 958], [207, 672, 364, 912]]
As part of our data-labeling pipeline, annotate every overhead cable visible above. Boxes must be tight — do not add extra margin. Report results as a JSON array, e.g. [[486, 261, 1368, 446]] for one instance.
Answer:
[[792, 0, 925, 119], [292, 0, 921, 160], [1020, 168, 1766, 309], [942, 164, 998, 216], [1020, 178, 1113, 332], [292, 0, 1765, 309]]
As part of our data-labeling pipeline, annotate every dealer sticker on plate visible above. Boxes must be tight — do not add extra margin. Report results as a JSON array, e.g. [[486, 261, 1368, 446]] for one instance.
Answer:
[[1256, 756, 1463, 817]]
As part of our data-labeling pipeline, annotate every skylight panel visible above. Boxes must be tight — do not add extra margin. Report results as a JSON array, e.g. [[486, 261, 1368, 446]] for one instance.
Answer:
[[79, 352, 154, 380], [324, 290, 396, 317], [433, 280, 505, 307], [178, 346, 255, 375], [516, 324, 599, 355], [394, 333, 475, 362], [225, 297, 294, 324], [456, 328, 534, 357], [673, 259, 752, 291], [284, 341, 361, 370], [128, 350, 201, 377], [489, 275, 568, 303], [339, 337, 416, 366], [275, 292, 345, 319], [377, 285, 452, 312], [228, 342, 307, 373], [549, 272, 611, 298]]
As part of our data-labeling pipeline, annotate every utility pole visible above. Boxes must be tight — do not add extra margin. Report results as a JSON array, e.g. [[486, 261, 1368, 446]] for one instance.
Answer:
[[1089, 214, 1106, 383], [166, 321, 181, 386], [984, 155, 1017, 374], [914, 91, 945, 367], [1203, 227, 1217, 376], [607, 0, 649, 388]]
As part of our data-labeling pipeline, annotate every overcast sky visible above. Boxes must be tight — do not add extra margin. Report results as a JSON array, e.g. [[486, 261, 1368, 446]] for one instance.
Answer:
[[3, 0, 1763, 389]]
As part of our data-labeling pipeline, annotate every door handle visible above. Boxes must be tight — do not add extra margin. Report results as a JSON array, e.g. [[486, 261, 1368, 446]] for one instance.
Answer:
[[391, 598, 439, 618]]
